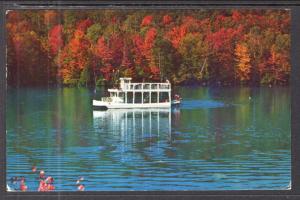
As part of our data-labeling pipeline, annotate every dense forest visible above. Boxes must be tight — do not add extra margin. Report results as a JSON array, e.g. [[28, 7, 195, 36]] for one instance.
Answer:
[[6, 9, 290, 87]]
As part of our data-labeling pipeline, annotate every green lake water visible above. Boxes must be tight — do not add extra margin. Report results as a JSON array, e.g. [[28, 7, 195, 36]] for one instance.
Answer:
[[6, 86, 290, 191]]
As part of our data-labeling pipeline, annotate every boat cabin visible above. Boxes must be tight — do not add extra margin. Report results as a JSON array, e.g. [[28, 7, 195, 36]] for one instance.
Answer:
[[105, 78, 171, 104], [93, 77, 176, 109]]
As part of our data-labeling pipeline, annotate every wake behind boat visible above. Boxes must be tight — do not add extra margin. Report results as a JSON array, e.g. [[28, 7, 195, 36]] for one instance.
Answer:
[[93, 78, 181, 110]]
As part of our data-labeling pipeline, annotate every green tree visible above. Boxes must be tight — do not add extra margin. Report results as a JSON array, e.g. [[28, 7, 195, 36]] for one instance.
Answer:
[[177, 33, 210, 84], [153, 36, 179, 82], [86, 23, 103, 43]]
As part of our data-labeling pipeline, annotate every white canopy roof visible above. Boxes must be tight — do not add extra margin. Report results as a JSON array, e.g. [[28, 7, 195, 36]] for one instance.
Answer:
[[120, 77, 132, 81]]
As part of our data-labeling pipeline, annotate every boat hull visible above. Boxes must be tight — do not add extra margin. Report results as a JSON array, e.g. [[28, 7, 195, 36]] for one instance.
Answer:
[[93, 100, 171, 109], [171, 100, 181, 106]]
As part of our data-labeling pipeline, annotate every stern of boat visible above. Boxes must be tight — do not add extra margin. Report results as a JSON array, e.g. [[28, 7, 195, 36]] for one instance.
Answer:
[[93, 99, 108, 110]]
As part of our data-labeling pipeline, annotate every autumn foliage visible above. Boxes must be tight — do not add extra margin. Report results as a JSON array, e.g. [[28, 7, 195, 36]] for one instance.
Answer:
[[163, 15, 172, 25], [141, 15, 153, 27], [48, 24, 64, 55], [235, 43, 251, 82], [6, 9, 291, 86]]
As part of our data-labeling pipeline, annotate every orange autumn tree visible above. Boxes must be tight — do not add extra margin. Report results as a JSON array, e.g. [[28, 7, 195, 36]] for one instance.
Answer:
[[48, 24, 64, 55], [234, 43, 251, 82], [57, 29, 91, 85], [119, 36, 134, 78], [263, 45, 290, 85], [143, 27, 160, 80], [165, 26, 187, 49], [206, 26, 243, 83], [141, 15, 153, 27], [56, 18, 93, 85], [94, 36, 113, 81], [6, 11, 51, 86], [132, 34, 146, 79], [6, 10, 291, 86], [162, 15, 172, 25]]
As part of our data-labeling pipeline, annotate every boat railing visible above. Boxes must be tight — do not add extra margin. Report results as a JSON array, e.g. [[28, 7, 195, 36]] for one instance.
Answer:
[[101, 97, 112, 102], [122, 83, 170, 91]]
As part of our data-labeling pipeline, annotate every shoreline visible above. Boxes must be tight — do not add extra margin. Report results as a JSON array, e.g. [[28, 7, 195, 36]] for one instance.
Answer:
[[6, 83, 290, 89]]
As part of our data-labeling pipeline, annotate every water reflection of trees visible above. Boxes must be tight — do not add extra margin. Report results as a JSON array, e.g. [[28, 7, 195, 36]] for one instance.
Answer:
[[6, 88, 94, 169], [6, 86, 290, 177], [163, 86, 290, 161], [91, 86, 291, 162], [206, 86, 291, 159]]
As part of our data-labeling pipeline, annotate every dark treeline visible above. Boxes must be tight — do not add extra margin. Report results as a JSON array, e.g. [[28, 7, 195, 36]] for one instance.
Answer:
[[6, 9, 290, 87]]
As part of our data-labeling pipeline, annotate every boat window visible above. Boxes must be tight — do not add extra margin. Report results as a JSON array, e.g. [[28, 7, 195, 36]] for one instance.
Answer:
[[127, 92, 133, 103], [151, 84, 158, 89], [151, 92, 158, 103], [160, 84, 169, 89], [143, 93, 150, 103], [160, 92, 169, 102], [134, 92, 142, 103], [135, 84, 142, 89], [143, 84, 150, 89]]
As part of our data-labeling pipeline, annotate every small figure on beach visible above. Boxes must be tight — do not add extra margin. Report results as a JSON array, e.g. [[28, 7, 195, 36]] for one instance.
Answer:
[[78, 184, 85, 191], [38, 176, 55, 191], [20, 177, 27, 192], [76, 176, 84, 185], [32, 166, 37, 172], [76, 176, 85, 191], [39, 170, 45, 179]]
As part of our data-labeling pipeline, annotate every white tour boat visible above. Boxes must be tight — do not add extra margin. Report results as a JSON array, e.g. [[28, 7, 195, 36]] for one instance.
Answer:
[[93, 78, 181, 109]]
